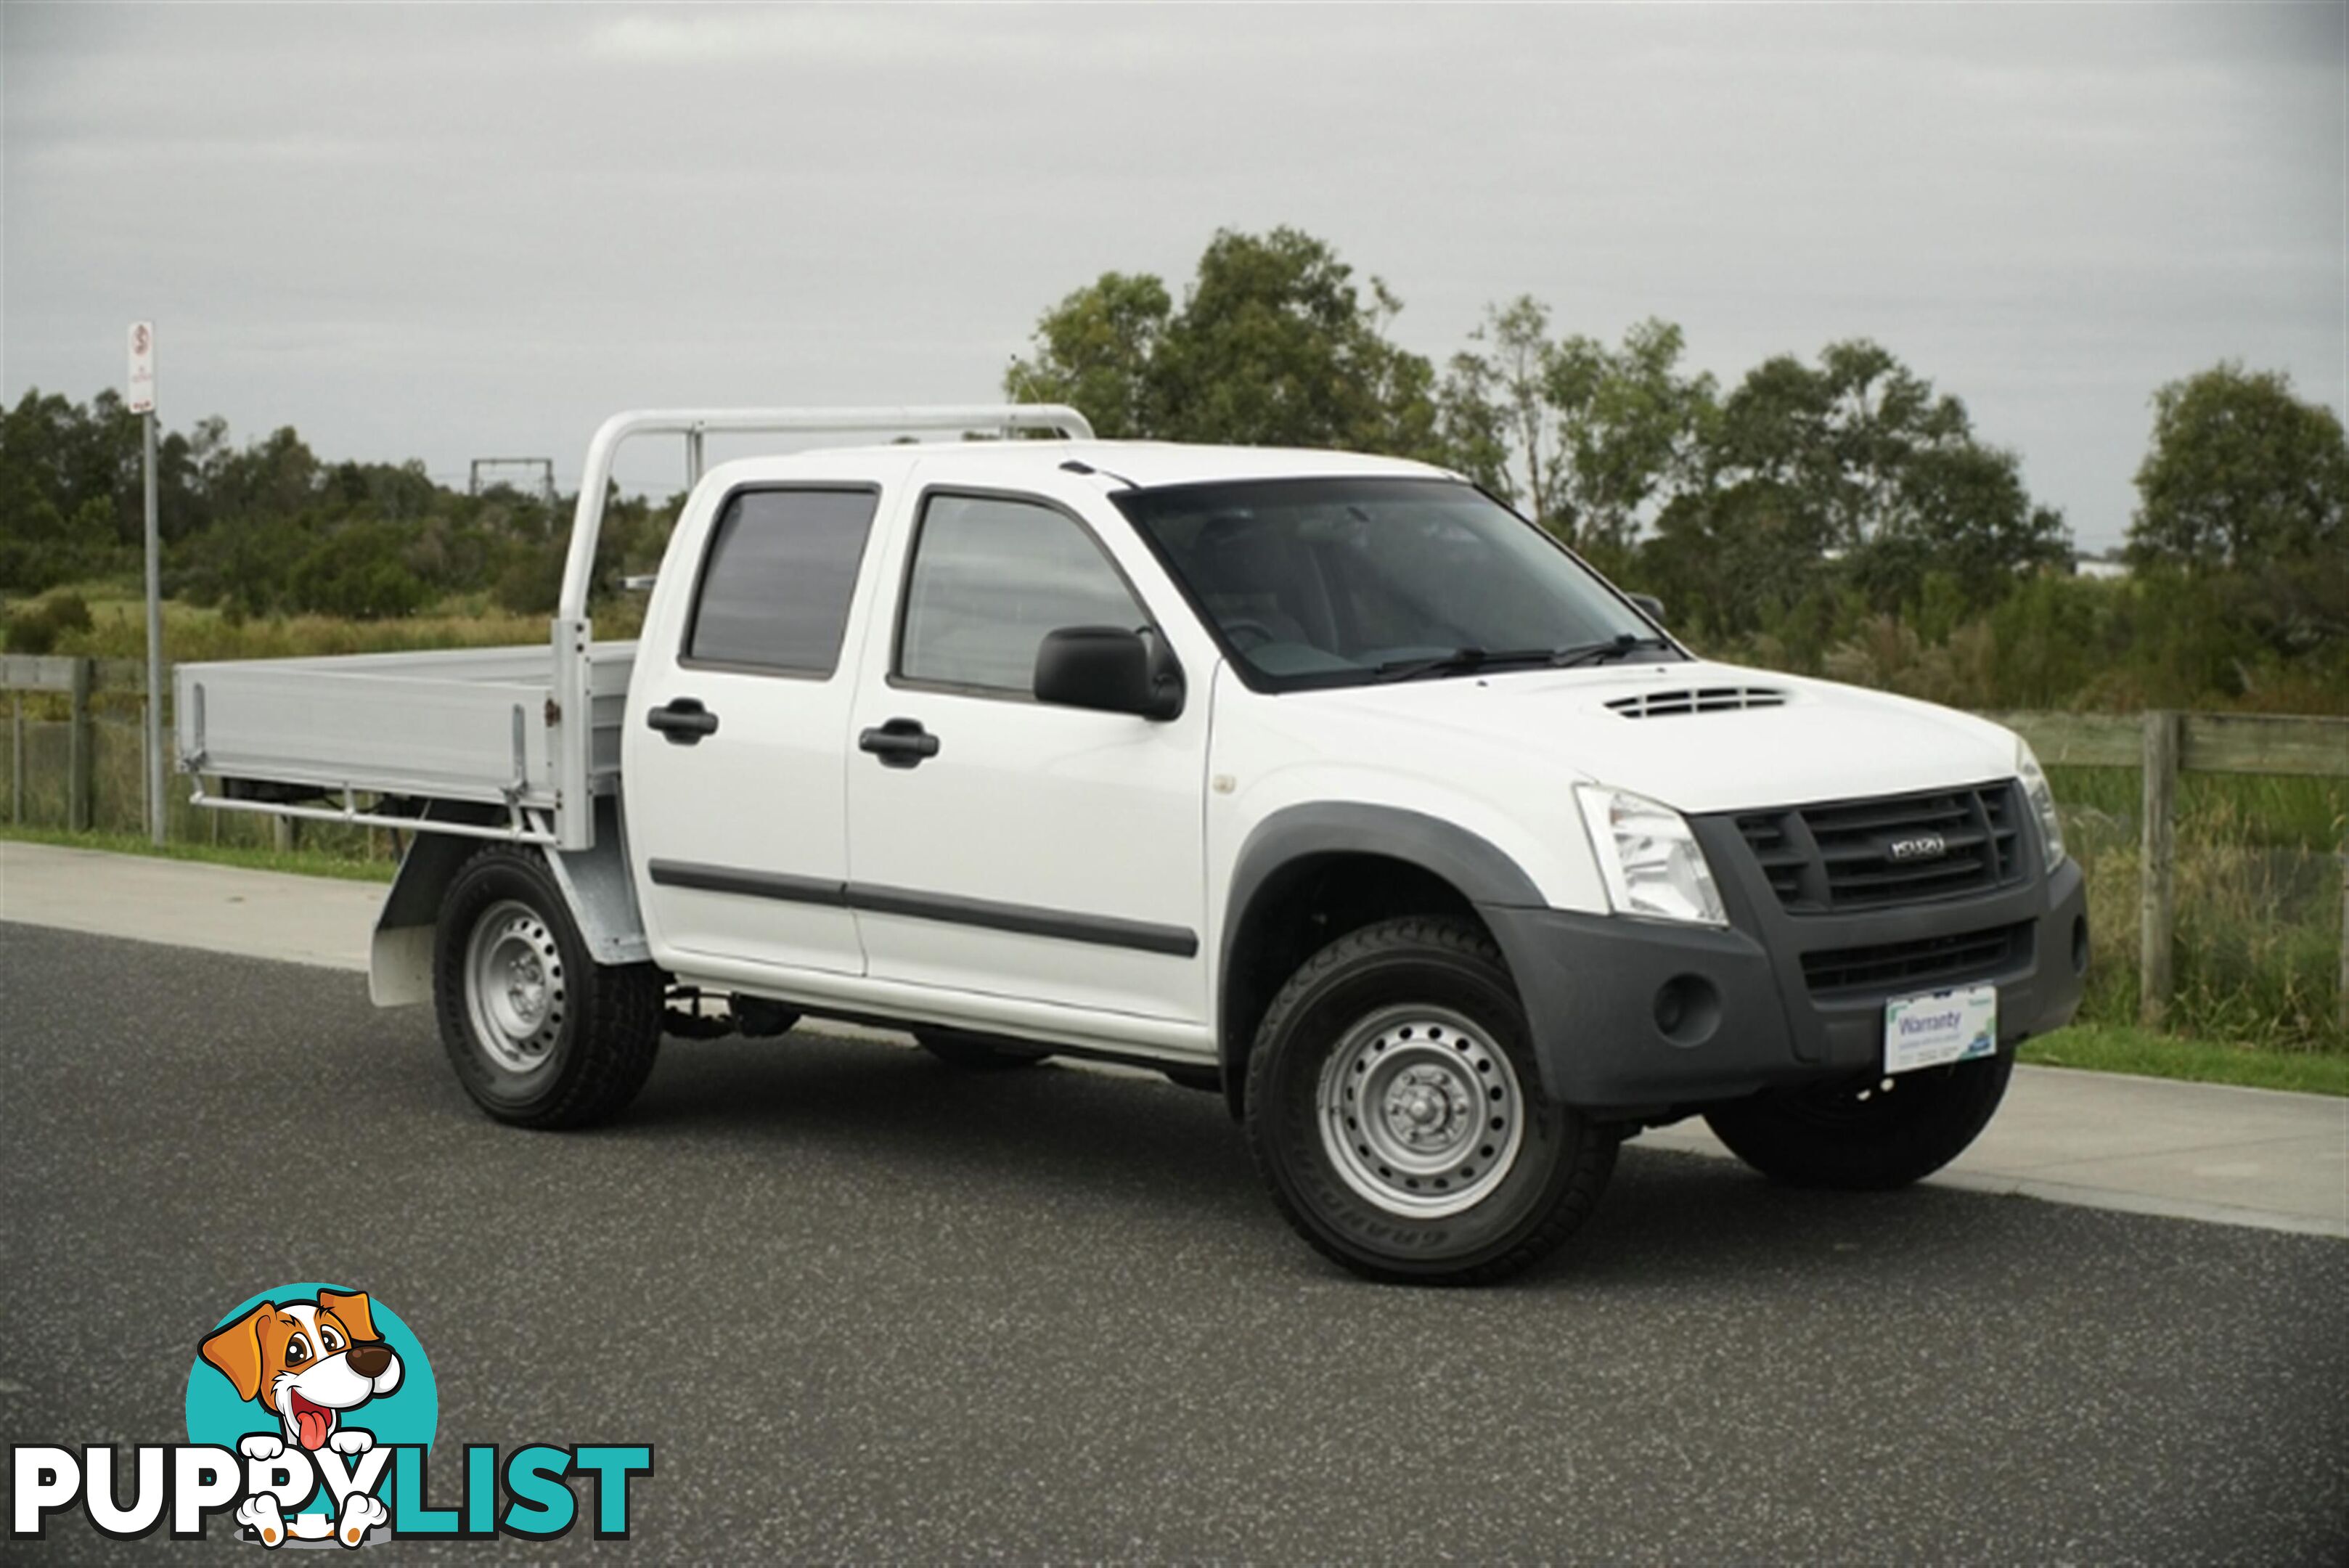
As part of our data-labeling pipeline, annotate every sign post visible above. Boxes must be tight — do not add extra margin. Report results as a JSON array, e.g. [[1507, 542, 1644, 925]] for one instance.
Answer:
[[128, 322, 164, 846]]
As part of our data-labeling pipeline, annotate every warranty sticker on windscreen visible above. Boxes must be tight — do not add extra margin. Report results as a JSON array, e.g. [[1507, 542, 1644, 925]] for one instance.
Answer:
[[1884, 984, 1998, 1075]]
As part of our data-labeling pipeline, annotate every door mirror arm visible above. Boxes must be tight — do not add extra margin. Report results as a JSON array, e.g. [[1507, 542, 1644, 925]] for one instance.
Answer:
[[1139, 625, 1186, 721]]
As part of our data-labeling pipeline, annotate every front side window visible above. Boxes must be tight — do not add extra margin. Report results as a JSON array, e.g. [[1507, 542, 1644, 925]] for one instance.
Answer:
[[899, 494, 1145, 693], [686, 488, 878, 675], [1114, 476, 1674, 690]]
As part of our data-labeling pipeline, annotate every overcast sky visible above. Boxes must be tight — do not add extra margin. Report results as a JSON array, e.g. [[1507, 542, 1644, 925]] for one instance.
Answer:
[[5, 3, 2343, 550]]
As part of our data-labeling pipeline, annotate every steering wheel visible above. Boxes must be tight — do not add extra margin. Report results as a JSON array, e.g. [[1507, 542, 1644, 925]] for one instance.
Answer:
[[1222, 618, 1279, 651]]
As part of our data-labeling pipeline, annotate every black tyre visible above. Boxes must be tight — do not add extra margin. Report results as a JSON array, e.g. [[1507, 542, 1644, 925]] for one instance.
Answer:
[[914, 1027, 1048, 1071], [1702, 1050, 2014, 1191], [433, 844, 663, 1129], [1243, 916, 1617, 1286]]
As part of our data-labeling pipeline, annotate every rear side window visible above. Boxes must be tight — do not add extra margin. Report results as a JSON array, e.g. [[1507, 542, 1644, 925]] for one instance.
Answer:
[[685, 488, 878, 676], [898, 493, 1143, 693]]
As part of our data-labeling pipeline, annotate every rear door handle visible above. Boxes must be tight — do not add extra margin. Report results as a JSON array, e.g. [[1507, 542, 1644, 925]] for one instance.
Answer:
[[859, 717, 939, 769], [647, 697, 719, 744]]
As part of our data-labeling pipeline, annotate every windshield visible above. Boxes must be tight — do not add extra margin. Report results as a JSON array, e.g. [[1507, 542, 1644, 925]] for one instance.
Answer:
[[1113, 475, 1676, 690]]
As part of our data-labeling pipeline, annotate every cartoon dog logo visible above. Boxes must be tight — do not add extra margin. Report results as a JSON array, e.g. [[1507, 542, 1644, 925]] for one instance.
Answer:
[[200, 1289, 402, 1546], [201, 1289, 404, 1454]]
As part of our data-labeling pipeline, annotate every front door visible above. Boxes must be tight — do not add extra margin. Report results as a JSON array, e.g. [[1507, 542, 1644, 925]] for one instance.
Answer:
[[843, 486, 1209, 1023]]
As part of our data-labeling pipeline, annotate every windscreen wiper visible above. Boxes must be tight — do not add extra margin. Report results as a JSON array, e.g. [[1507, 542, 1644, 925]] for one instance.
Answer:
[[1373, 635, 1679, 682], [1370, 647, 1570, 683], [1548, 633, 1678, 669]]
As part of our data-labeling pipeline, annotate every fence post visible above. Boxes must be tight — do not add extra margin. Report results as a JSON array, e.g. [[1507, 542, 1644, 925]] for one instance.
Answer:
[[2338, 836, 2348, 1033], [10, 691, 22, 824], [2138, 709, 2180, 1027], [67, 658, 94, 833], [274, 815, 300, 854]]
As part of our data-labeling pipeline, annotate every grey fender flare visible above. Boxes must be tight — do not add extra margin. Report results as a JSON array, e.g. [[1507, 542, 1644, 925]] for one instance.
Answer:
[[368, 797, 650, 1006], [1217, 804, 1547, 1116]]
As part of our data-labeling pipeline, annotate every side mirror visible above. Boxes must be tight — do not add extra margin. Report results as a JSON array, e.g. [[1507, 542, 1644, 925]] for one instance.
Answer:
[[1034, 626, 1184, 720], [1627, 592, 1667, 626]]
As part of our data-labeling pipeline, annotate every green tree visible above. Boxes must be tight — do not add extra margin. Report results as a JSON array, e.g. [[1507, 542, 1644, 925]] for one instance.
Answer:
[[1649, 339, 2067, 632], [1702, 340, 1967, 552], [1857, 441, 2070, 611], [1643, 479, 1839, 640], [1442, 296, 1562, 523], [1437, 308, 1715, 557], [1434, 345, 1513, 499], [203, 425, 322, 522], [1005, 227, 1444, 460], [1005, 272, 1172, 440], [1154, 228, 1441, 455], [2128, 363, 2348, 568], [284, 520, 427, 620], [1545, 317, 1717, 555], [0, 388, 142, 589], [327, 457, 439, 522], [178, 514, 299, 618]]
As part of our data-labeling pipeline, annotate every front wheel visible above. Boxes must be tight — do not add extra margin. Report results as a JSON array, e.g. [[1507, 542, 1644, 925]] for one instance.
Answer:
[[1702, 1050, 2014, 1190], [1244, 917, 1617, 1286], [433, 845, 663, 1129]]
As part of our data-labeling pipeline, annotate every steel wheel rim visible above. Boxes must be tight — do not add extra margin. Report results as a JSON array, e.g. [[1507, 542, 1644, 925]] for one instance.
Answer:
[[464, 899, 565, 1074], [1317, 1005, 1526, 1219]]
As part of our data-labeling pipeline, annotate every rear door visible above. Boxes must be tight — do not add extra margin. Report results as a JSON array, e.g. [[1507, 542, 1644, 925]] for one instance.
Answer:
[[841, 475, 1211, 1023], [625, 470, 891, 977]]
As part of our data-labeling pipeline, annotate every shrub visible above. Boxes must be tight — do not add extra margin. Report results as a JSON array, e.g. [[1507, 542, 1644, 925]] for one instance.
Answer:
[[282, 523, 428, 621], [1, 591, 94, 653]]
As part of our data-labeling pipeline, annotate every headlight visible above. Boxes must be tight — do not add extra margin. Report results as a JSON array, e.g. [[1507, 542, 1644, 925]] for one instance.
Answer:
[[2017, 738, 2067, 870], [1574, 785, 1728, 926]]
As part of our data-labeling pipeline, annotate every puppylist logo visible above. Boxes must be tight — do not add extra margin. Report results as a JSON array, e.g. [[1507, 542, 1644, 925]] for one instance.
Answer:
[[9, 1282, 652, 1548]]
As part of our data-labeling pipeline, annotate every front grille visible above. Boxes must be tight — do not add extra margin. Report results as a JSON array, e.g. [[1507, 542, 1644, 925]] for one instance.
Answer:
[[1801, 921, 2033, 998], [1735, 782, 2025, 912]]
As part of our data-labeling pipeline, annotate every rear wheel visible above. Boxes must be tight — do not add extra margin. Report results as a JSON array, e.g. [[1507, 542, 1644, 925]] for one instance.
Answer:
[[915, 1027, 1048, 1071], [433, 845, 662, 1128], [1702, 1050, 2014, 1190], [1244, 916, 1617, 1286]]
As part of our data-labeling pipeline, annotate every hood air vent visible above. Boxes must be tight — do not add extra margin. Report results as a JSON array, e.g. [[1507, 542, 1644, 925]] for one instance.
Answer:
[[1605, 686, 1789, 719]]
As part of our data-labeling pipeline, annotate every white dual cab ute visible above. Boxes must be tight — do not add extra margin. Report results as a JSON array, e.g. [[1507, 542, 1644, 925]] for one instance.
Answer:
[[179, 405, 2087, 1284]]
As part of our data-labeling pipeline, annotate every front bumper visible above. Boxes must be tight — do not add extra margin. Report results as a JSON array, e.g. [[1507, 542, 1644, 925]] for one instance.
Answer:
[[1482, 841, 2088, 1115]]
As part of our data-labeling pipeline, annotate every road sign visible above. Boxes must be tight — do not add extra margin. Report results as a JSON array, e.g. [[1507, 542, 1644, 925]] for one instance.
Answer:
[[127, 322, 155, 414]]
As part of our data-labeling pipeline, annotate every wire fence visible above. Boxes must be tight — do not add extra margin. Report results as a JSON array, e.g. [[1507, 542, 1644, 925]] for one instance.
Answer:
[[2, 687, 388, 861]]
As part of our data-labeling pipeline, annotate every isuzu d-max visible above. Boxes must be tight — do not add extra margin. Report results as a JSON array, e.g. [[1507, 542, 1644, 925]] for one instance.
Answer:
[[179, 406, 2086, 1283]]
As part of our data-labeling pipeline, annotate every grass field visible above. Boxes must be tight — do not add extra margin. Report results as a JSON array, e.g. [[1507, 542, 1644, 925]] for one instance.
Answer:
[[2019, 1024, 2349, 1097], [2045, 764, 2345, 1054], [0, 822, 397, 882]]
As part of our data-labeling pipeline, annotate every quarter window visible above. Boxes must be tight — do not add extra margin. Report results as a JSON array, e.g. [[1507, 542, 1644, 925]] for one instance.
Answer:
[[899, 494, 1145, 693], [685, 489, 878, 676]]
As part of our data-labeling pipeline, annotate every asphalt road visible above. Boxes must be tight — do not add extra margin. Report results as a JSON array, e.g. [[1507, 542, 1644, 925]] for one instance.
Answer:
[[3, 921, 2345, 1564]]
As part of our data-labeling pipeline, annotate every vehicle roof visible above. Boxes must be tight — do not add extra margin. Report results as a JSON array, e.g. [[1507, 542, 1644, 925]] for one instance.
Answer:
[[714, 439, 1461, 491]]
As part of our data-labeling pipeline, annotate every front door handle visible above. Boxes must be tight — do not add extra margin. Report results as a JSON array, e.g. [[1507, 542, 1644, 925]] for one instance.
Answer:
[[647, 697, 719, 745], [859, 717, 939, 769]]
